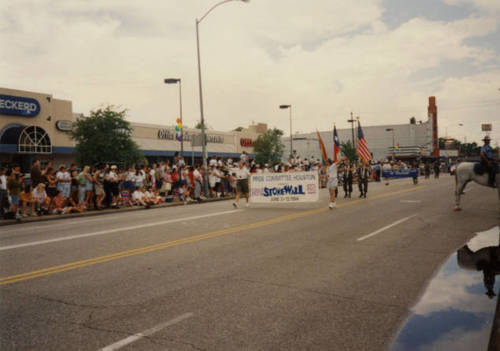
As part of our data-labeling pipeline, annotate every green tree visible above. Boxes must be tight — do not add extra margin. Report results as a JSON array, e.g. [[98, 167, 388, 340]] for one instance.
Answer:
[[253, 128, 284, 165], [233, 126, 244, 132], [340, 140, 358, 163], [70, 106, 144, 166]]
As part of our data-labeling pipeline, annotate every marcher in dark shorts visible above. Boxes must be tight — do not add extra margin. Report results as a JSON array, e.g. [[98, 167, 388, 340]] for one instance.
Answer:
[[233, 161, 250, 208], [236, 178, 249, 194]]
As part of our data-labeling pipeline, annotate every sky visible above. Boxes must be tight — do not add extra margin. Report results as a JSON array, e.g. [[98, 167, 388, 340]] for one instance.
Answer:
[[1, 0, 499, 146]]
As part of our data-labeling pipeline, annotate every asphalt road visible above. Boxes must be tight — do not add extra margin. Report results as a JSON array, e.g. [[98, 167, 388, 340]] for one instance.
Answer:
[[1, 175, 498, 351]]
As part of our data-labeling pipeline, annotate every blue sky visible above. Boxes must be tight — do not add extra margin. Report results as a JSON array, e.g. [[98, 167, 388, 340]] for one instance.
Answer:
[[1, 0, 499, 145]]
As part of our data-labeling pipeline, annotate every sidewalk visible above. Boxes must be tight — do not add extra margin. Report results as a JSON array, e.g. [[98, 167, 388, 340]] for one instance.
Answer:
[[0, 195, 235, 227]]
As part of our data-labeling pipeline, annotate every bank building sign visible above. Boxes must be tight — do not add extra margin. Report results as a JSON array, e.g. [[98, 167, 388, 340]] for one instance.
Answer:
[[157, 129, 224, 144]]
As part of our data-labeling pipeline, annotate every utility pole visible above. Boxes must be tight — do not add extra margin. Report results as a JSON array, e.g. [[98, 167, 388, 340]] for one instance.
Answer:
[[347, 112, 356, 149]]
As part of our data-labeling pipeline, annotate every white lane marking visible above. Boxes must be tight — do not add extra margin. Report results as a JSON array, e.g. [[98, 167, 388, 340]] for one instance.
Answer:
[[400, 200, 421, 203], [1, 206, 203, 235], [0, 210, 241, 251], [357, 215, 417, 242], [99, 312, 193, 351]]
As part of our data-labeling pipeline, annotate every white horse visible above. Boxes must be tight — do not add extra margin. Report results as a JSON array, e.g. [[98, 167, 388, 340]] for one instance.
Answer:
[[454, 162, 499, 212]]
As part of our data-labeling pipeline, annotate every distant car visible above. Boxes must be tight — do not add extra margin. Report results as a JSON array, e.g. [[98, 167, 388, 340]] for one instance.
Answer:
[[449, 164, 456, 175]]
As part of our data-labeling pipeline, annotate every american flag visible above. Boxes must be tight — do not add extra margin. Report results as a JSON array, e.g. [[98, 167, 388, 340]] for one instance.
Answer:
[[333, 125, 340, 162], [356, 121, 371, 163]]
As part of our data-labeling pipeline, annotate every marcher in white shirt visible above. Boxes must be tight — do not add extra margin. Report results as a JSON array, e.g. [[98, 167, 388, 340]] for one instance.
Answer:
[[233, 161, 250, 208], [326, 158, 339, 209]]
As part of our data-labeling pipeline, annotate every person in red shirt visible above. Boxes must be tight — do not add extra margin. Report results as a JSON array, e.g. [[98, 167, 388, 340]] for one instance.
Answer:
[[51, 190, 82, 215]]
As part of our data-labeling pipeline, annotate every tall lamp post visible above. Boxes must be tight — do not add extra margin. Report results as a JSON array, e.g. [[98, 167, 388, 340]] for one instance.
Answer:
[[279, 105, 292, 158], [386, 128, 395, 160], [196, 0, 249, 197], [347, 112, 356, 149], [164, 78, 183, 157]]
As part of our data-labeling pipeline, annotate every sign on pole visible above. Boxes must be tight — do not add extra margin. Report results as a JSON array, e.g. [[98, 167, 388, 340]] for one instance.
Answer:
[[191, 134, 205, 147], [249, 171, 319, 203], [481, 124, 492, 132]]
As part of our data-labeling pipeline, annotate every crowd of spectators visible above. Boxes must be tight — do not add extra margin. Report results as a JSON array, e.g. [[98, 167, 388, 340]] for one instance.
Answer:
[[0, 151, 450, 220]]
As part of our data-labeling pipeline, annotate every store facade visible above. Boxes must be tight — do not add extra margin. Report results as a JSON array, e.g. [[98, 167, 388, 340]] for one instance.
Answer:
[[0, 88, 265, 171]]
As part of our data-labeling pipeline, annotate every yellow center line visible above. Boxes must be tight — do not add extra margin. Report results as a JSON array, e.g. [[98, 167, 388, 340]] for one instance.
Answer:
[[0, 185, 425, 285]]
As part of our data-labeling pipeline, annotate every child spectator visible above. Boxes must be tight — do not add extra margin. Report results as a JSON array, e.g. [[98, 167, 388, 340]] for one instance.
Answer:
[[121, 189, 135, 207], [51, 190, 82, 214], [33, 183, 50, 215], [144, 187, 161, 205], [20, 184, 35, 217], [132, 186, 148, 207]]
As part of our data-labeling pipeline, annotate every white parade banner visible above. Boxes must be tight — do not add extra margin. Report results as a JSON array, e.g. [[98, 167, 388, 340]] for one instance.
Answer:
[[249, 171, 319, 203]]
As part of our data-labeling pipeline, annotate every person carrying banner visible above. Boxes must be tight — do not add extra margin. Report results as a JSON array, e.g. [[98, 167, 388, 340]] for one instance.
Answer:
[[233, 161, 250, 208], [326, 158, 338, 209]]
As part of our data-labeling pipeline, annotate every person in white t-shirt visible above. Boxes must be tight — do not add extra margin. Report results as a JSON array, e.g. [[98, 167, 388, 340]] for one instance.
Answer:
[[326, 158, 339, 209], [55, 165, 71, 199], [233, 161, 250, 208], [193, 165, 203, 201], [132, 187, 147, 207]]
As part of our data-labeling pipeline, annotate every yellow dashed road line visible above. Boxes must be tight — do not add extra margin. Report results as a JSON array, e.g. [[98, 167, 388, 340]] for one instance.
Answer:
[[0, 185, 425, 285]]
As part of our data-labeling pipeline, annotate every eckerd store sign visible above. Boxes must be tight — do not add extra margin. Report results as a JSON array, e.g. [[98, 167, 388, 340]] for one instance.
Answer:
[[0, 95, 41, 117]]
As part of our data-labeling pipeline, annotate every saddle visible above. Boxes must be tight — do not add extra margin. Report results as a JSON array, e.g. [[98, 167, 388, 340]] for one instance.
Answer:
[[473, 163, 486, 175], [474, 162, 499, 176]]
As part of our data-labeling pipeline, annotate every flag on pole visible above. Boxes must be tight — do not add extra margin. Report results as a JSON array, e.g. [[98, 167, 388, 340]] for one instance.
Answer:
[[356, 121, 371, 163], [316, 130, 328, 166], [333, 125, 340, 162]]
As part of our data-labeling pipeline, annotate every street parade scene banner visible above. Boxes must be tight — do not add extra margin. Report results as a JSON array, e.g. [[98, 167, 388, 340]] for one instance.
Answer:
[[249, 172, 319, 203], [382, 169, 419, 178]]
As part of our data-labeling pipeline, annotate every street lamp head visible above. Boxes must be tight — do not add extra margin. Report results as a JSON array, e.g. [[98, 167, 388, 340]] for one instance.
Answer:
[[279, 105, 291, 109], [164, 78, 180, 84]]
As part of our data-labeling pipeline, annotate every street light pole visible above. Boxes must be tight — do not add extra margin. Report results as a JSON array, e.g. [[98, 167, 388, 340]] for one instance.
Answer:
[[195, 0, 249, 197], [164, 78, 184, 157], [279, 105, 292, 158]]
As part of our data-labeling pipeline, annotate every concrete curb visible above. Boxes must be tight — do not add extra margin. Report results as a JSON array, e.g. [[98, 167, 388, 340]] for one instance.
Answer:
[[0, 196, 235, 227]]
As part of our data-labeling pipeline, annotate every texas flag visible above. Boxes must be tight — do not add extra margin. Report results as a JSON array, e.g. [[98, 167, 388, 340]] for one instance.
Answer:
[[333, 125, 340, 162]]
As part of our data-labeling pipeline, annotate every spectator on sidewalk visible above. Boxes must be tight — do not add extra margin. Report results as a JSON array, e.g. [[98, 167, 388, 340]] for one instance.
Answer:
[[7, 171, 22, 219], [70, 170, 80, 206], [132, 186, 152, 207], [51, 190, 82, 215], [109, 165, 120, 207], [0, 167, 8, 215], [33, 183, 50, 214], [56, 165, 71, 200], [20, 184, 35, 217], [93, 165, 106, 209], [193, 165, 203, 202], [30, 159, 42, 188]]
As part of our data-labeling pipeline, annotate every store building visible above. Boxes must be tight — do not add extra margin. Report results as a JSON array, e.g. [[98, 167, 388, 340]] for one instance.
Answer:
[[0, 88, 266, 170], [283, 97, 439, 162]]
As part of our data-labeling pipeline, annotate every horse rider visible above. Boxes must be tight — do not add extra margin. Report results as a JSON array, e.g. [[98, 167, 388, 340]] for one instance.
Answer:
[[480, 135, 497, 187]]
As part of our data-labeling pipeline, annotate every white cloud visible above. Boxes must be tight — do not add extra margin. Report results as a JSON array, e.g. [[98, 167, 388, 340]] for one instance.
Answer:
[[0, 0, 499, 144]]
